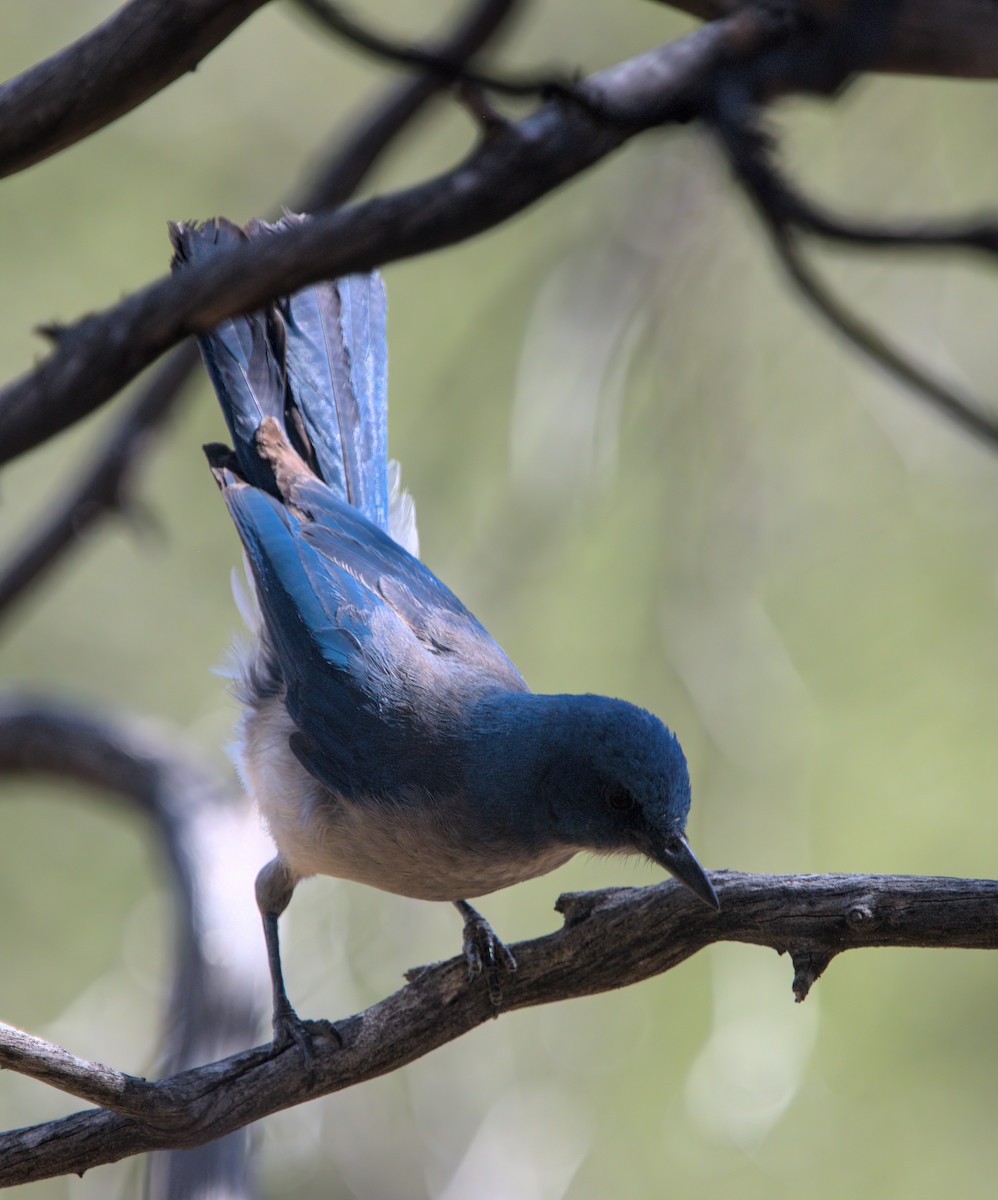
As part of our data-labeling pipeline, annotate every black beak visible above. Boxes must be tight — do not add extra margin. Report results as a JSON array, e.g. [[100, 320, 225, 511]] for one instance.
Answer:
[[653, 834, 720, 910]]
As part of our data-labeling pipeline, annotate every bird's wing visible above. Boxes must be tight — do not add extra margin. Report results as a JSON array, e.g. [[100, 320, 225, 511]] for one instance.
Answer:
[[213, 457, 416, 790], [251, 420, 527, 691], [211, 440, 526, 794], [179, 215, 526, 796]]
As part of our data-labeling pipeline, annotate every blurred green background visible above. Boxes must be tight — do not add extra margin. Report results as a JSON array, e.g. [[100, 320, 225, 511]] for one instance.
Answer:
[[2, 1, 997, 1196]]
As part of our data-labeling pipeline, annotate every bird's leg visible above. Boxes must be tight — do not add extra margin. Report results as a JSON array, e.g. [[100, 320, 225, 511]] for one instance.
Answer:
[[453, 899, 517, 1012], [256, 856, 313, 1060]]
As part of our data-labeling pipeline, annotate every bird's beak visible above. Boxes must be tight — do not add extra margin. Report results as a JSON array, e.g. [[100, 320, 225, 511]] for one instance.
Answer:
[[653, 834, 720, 910]]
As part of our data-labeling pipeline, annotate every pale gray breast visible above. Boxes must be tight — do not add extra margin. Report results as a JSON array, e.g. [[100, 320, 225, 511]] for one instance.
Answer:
[[235, 694, 576, 900]]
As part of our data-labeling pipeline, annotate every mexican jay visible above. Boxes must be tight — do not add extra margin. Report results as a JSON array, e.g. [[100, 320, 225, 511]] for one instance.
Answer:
[[170, 216, 719, 1048]]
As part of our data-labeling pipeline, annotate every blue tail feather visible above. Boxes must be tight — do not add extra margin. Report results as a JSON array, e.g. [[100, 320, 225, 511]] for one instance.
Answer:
[[170, 218, 288, 495], [282, 273, 389, 530], [169, 216, 390, 531]]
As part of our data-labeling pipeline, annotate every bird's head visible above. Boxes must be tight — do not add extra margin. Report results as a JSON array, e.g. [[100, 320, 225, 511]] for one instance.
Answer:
[[535, 694, 719, 909]]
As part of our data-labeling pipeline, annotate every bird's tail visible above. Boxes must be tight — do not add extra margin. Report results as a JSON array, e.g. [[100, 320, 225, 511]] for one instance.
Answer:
[[169, 215, 392, 534]]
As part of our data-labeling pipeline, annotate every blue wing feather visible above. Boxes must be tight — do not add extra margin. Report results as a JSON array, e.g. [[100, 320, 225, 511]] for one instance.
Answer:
[[216, 463, 456, 792], [220, 473, 370, 679], [200, 313, 286, 494]]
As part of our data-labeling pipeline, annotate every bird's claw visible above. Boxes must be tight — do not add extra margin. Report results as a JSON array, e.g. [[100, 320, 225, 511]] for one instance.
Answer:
[[460, 909, 517, 1011], [270, 1002, 341, 1076], [272, 1003, 312, 1061]]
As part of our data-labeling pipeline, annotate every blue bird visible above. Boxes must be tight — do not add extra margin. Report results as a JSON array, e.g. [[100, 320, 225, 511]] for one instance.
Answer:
[[171, 216, 719, 1049]]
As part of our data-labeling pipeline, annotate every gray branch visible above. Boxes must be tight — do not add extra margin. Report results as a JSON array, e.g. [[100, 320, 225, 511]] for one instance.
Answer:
[[1, 870, 996, 1186]]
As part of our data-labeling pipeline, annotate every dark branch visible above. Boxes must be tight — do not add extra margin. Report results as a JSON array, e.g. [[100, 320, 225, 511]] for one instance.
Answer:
[[0, 0, 270, 180], [0, 693, 266, 1196], [766, 224, 998, 451], [0, 18, 750, 467], [0, 343, 199, 629], [296, 0, 522, 210], [294, 0, 569, 102], [657, 0, 998, 80], [721, 120, 998, 256], [0, 0, 518, 629], [711, 110, 998, 450], [1, 870, 996, 1185]]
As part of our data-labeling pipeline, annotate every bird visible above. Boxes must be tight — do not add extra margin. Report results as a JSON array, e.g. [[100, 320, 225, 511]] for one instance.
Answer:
[[170, 215, 719, 1051]]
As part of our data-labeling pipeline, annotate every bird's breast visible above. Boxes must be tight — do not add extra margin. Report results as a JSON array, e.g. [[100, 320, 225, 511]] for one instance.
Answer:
[[237, 696, 576, 900]]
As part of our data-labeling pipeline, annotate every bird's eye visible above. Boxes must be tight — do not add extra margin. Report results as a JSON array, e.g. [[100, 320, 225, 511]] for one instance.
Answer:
[[603, 783, 635, 812]]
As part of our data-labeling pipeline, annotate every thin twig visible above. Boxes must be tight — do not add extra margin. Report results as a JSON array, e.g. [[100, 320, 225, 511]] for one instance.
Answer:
[[294, 0, 571, 102], [711, 110, 998, 450], [1, 869, 996, 1185], [293, 0, 522, 209], [769, 224, 998, 450], [721, 115, 998, 256]]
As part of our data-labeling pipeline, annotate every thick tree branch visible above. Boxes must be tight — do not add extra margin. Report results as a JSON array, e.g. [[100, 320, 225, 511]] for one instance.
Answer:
[[1, 870, 995, 1185], [659, 0, 998, 79], [0, 0, 270, 180], [0, 17, 753, 468], [0, 1027, 160, 1118]]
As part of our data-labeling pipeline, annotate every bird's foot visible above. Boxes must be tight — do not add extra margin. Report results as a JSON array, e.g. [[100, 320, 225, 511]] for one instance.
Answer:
[[271, 1000, 313, 1063], [270, 1001, 341, 1077], [456, 902, 517, 1013]]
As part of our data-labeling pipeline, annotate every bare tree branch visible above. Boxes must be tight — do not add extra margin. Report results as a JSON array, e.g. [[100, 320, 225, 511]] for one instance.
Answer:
[[294, 0, 573, 103], [0, 693, 266, 1196], [717, 121, 998, 257], [658, 0, 998, 79], [0, 1026, 160, 1118], [0, 17, 753, 469], [708, 107, 998, 449], [0, 0, 519, 631], [0, 343, 199, 629], [296, 0, 523, 210], [0, 0, 272, 180], [762, 223, 998, 450], [0, 869, 995, 1186]]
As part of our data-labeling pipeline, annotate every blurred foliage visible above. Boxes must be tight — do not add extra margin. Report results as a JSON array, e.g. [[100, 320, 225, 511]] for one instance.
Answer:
[[1, 1, 997, 1197]]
